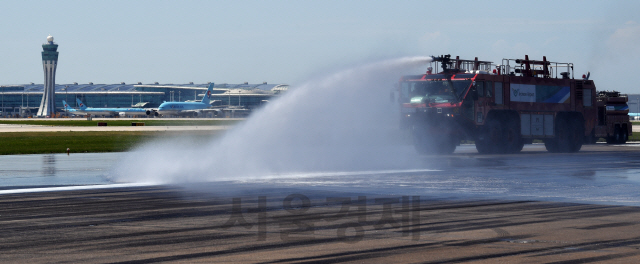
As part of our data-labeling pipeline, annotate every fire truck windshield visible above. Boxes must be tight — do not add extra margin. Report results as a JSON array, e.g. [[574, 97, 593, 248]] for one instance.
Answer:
[[400, 80, 472, 104]]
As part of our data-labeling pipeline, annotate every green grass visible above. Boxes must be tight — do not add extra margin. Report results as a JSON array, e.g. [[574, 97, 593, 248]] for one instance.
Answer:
[[0, 119, 241, 126], [0, 131, 223, 155]]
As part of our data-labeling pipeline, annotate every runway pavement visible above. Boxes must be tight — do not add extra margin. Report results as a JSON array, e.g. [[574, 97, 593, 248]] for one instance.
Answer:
[[2, 185, 640, 263], [3, 144, 640, 262]]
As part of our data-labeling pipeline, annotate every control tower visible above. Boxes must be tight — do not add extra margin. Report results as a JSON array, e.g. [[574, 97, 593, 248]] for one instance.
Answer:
[[37, 35, 59, 117]]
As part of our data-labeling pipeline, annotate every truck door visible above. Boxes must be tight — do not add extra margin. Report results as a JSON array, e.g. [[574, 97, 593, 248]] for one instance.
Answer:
[[474, 81, 493, 124], [574, 81, 583, 113], [462, 84, 476, 121]]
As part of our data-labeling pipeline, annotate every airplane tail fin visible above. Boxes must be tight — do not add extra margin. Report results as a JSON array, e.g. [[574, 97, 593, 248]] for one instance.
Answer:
[[76, 98, 87, 110], [62, 100, 72, 111], [200, 83, 214, 105]]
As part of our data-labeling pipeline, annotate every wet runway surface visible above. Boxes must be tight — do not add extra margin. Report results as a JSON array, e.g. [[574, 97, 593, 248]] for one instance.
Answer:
[[5, 143, 640, 206], [0, 152, 117, 188], [4, 144, 640, 262], [256, 143, 640, 206]]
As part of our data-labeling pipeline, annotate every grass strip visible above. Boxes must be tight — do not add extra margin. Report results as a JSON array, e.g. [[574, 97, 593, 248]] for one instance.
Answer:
[[0, 131, 222, 155]]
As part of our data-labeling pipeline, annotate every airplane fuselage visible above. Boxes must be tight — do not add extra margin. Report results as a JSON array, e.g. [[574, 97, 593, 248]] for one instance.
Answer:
[[72, 108, 147, 116], [157, 102, 210, 116]]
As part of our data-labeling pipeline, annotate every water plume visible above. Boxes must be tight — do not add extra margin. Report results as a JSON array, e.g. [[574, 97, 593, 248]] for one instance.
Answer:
[[113, 56, 433, 184]]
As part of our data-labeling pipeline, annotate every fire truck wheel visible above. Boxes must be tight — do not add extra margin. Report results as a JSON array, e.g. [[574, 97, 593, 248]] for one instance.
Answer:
[[411, 126, 428, 154], [437, 138, 457, 154], [544, 139, 560, 153], [503, 118, 522, 153], [413, 135, 456, 155], [586, 131, 597, 144], [414, 143, 429, 155], [475, 118, 502, 154], [475, 140, 490, 154], [622, 128, 629, 143], [546, 115, 583, 152], [607, 126, 622, 144], [515, 141, 525, 152], [557, 117, 573, 152], [567, 117, 584, 152], [545, 116, 568, 153], [411, 125, 444, 154]]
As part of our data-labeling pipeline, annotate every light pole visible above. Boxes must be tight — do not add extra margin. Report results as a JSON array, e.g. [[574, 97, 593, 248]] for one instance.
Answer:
[[65, 86, 68, 117]]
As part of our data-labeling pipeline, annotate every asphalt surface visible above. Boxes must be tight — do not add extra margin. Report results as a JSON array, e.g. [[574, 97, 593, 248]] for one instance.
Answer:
[[3, 144, 640, 263], [2, 185, 640, 263]]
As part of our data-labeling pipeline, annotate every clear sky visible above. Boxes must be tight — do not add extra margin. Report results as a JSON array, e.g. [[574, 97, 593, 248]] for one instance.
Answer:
[[2, 0, 639, 93]]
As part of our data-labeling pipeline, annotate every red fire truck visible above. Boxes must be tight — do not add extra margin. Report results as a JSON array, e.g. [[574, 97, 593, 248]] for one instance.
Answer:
[[398, 55, 631, 154]]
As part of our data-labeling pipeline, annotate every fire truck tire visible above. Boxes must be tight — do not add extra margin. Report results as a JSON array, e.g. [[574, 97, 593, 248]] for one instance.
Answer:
[[411, 125, 455, 154], [503, 117, 523, 153], [586, 131, 597, 144], [413, 135, 456, 155], [545, 116, 567, 152], [411, 126, 426, 154], [475, 140, 491, 154], [545, 114, 583, 152], [621, 128, 629, 144], [517, 141, 525, 152], [438, 138, 457, 154], [475, 118, 502, 154], [567, 117, 584, 152], [607, 126, 622, 144], [475, 140, 489, 154], [544, 140, 559, 153]]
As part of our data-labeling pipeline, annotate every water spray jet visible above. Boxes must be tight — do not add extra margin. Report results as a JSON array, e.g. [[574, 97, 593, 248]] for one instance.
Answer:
[[113, 56, 434, 184]]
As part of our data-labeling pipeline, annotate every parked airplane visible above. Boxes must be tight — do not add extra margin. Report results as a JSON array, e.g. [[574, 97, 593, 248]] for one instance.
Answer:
[[73, 98, 147, 117], [148, 83, 217, 117], [61, 100, 79, 114]]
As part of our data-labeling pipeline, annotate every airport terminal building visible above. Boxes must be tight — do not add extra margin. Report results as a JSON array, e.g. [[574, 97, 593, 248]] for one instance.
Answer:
[[0, 82, 288, 117]]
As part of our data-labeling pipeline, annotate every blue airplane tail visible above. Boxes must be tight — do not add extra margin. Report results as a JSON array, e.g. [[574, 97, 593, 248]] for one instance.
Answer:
[[62, 100, 72, 111], [200, 83, 214, 105], [75, 98, 87, 110]]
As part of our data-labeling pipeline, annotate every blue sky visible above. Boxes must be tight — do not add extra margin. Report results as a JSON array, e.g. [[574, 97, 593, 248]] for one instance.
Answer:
[[2, 0, 640, 93]]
